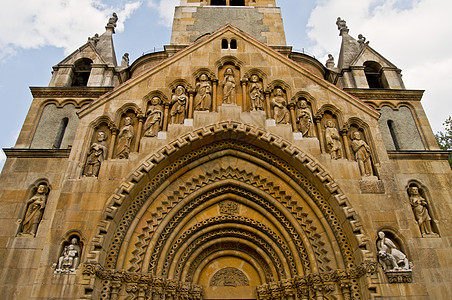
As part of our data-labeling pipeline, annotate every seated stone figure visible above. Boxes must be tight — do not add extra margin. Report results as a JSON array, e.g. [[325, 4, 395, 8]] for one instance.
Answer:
[[377, 232, 410, 271]]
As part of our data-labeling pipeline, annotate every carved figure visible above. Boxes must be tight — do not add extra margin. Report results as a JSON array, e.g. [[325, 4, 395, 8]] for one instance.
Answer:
[[271, 88, 289, 124], [325, 120, 342, 159], [296, 99, 313, 136], [249, 74, 264, 111], [358, 34, 370, 45], [377, 232, 410, 271], [121, 53, 129, 67], [107, 12, 118, 27], [170, 85, 188, 124], [116, 117, 134, 159], [222, 68, 236, 104], [144, 97, 163, 137], [194, 74, 212, 111], [83, 131, 108, 177], [351, 131, 373, 177], [336, 17, 348, 31], [20, 184, 48, 236], [210, 268, 249, 287], [55, 238, 81, 274], [326, 54, 335, 68], [88, 34, 99, 47], [408, 186, 434, 235]]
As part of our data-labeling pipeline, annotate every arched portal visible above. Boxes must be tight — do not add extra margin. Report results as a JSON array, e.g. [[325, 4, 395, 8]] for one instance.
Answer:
[[83, 122, 378, 300]]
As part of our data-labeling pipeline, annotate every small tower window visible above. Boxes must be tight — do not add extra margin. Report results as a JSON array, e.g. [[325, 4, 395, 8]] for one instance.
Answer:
[[387, 120, 400, 150], [230, 39, 237, 49], [72, 58, 93, 86], [222, 39, 229, 49], [364, 61, 386, 89], [211, 0, 227, 5], [53, 117, 69, 149]]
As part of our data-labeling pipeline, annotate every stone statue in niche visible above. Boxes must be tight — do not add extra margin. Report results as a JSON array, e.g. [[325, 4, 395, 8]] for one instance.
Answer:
[[377, 231, 410, 272], [20, 184, 48, 236], [271, 88, 289, 124], [351, 131, 374, 177], [249, 74, 264, 111], [83, 131, 108, 177], [326, 54, 335, 68], [222, 68, 236, 104], [408, 186, 434, 236], [144, 97, 163, 137], [170, 85, 188, 124], [116, 117, 134, 159], [295, 99, 313, 136], [325, 120, 342, 159], [55, 238, 81, 274], [194, 74, 212, 111]]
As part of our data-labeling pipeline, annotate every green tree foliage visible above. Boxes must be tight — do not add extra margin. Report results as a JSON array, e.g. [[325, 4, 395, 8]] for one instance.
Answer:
[[435, 116, 452, 168]]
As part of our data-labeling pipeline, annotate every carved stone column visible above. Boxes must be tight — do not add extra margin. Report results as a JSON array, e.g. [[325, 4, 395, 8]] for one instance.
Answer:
[[314, 116, 325, 153], [110, 281, 121, 300], [162, 102, 170, 131], [187, 89, 194, 119], [212, 79, 218, 112], [341, 129, 352, 160], [288, 101, 297, 132], [340, 282, 352, 300], [133, 114, 145, 153], [108, 128, 118, 159], [137, 284, 147, 300], [265, 92, 272, 119], [241, 79, 247, 111]]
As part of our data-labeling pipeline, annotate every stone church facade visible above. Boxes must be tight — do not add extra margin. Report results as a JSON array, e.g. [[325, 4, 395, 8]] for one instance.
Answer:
[[0, 1, 451, 299]]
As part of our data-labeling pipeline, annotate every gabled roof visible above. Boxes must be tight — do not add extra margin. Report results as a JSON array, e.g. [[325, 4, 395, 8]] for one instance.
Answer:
[[349, 44, 398, 69], [78, 24, 379, 119]]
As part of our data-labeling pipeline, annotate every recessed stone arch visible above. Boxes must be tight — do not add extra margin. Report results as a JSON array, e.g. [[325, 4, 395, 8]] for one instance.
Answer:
[[83, 121, 377, 299]]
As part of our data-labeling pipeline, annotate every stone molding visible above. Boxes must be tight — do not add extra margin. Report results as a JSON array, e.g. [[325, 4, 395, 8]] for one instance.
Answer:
[[344, 88, 424, 102], [30, 86, 113, 98], [387, 150, 450, 160], [384, 270, 413, 284], [3, 148, 71, 158]]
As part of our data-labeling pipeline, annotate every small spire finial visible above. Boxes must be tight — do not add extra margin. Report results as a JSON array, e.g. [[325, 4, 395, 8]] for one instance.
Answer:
[[106, 13, 118, 32], [358, 34, 370, 46], [336, 17, 349, 36]]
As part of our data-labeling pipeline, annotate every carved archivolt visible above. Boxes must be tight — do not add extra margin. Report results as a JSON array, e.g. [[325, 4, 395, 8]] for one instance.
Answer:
[[85, 121, 374, 298]]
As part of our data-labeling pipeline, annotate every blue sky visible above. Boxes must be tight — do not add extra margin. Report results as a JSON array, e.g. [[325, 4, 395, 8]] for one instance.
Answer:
[[0, 0, 451, 169]]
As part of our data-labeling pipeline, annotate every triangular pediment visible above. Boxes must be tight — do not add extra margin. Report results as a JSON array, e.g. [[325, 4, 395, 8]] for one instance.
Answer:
[[349, 45, 398, 69], [79, 24, 379, 120], [56, 42, 108, 67]]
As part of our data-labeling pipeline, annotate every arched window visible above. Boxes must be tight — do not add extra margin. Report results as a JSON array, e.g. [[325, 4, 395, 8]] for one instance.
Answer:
[[72, 58, 93, 86], [221, 39, 229, 49], [364, 61, 386, 89], [53, 117, 69, 149], [230, 39, 237, 49], [230, 0, 245, 5], [387, 120, 400, 150], [211, 0, 227, 5]]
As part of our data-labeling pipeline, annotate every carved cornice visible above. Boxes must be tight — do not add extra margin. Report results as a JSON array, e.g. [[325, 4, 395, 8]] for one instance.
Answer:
[[344, 88, 424, 101], [30, 87, 113, 98], [3, 148, 71, 158], [387, 150, 450, 160], [384, 270, 413, 284]]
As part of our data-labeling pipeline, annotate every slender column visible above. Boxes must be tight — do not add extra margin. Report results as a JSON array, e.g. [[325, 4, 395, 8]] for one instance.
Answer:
[[110, 281, 121, 300], [340, 282, 352, 300], [133, 114, 145, 153], [288, 102, 297, 132], [315, 116, 325, 153], [108, 128, 118, 159], [265, 92, 272, 119], [163, 103, 170, 131], [241, 79, 247, 111], [188, 90, 194, 119], [212, 80, 218, 112], [341, 129, 352, 160], [137, 284, 147, 300]]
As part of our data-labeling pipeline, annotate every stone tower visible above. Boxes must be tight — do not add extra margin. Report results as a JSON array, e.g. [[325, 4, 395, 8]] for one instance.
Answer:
[[0, 2, 451, 300]]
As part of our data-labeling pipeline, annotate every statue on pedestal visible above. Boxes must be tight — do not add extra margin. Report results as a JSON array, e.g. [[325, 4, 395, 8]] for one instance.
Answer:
[[408, 186, 434, 236], [351, 131, 373, 177], [222, 68, 236, 104], [249, 74, 264, 111], [377, 232, 410, 271], [20, 184, 48, 236], [83, 131, 108, 177], [116, 117, 134, 159]]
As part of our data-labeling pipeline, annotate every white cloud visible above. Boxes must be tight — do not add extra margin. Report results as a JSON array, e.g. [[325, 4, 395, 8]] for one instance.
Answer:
[[147, 0, 179, 27], [306, 0, 452, 132], [0, 0, 142, 59]]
